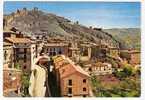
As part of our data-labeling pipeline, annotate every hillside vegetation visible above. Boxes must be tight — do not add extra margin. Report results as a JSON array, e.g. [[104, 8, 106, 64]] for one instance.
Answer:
[[104, 28, 141, 49]]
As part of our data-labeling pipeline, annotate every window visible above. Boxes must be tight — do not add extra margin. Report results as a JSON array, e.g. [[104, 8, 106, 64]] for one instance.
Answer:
[[89, 68, 92, 71], [68, 88, 72, 94], [50, 48, 52, 52], [83, 79, 86, 83], [58, 48, 62, 54], [4, 51, 7, 60], [24, 48, 27, 53], [24, 54, 27, 62], [81, 48, 88, 56], [23, 66, 26, 69], [53, 48, 55, 51], [83, 87, 86, 91], [53, 52, 56, 56], [9, 73, 12, 76], [68, 79, 72, 86]]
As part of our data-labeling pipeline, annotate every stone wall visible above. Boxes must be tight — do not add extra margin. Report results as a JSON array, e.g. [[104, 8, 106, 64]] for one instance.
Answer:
[[3, 69, 22, 96]]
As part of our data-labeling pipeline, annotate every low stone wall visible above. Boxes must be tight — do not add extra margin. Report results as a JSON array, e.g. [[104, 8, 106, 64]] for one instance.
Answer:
[[3, 68, 22, 96]]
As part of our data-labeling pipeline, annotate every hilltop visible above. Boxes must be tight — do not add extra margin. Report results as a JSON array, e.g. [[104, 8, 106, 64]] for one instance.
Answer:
[[4, 8, 120, 48]]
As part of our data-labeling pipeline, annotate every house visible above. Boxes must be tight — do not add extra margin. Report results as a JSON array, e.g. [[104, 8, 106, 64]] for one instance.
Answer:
[[120, 49, 140, 65], [3, 68, 22, 96], [53, 55, 92, 97], [44, 39, 69, 56], [3, 28, 38, 96], [5, 37, 36, 72], [3, 41, 22, 96], [3, 42, 14, 69], [3, 27, 24, 39], [68, 42, 80, 62], [79, 42, 92, 61], [108, 46, 120, 58], [87, 62, 113, 75], [3, 29, 16, 38]]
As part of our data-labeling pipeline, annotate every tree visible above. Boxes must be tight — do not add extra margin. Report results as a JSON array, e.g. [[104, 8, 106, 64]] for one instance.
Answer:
[[15, 63, 20, 69], [21, 72, 30, 97]]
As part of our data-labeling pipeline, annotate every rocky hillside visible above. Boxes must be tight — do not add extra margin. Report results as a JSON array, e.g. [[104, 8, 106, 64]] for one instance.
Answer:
[[4, 8, 120, 48], [104, 28, 141, 49]]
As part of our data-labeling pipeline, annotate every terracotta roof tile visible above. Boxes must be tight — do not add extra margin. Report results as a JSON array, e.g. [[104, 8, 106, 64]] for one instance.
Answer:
[[54, 55, 90, 78]]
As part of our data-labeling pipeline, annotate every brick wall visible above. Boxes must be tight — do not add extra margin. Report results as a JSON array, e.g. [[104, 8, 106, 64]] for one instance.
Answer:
[[61, 73, 90, 97]]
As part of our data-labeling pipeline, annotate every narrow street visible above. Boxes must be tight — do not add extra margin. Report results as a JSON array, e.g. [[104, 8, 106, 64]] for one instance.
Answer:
[[47, 71, 60, 97], [45, 59, 61, 97]]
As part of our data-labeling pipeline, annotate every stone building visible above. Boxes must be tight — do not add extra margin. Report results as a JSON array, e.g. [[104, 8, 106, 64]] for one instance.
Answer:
[[79, 42, 92, 61], [3, 8, 28, 29], [107, 46, 120, 58], [87, 62, 113, 75], [3, 28, 38, 96], [3, 29, 16, 38], [4, 28, 37, 72], [44, 39, 69, 56], [68, 42, 80, 62], [3, 40, 22, 96], [120, 49, 140, 65], [3, 42, 14, 69], [3, 68, 22, 96], [53, 55, 92, 97], [5, 37, 35, 72]]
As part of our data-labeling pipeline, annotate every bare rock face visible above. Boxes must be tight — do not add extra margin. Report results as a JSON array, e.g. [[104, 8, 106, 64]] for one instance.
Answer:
[[4, 8, 120, 48]]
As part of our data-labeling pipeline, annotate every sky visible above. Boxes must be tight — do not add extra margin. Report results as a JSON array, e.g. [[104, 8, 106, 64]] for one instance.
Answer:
[[4, 2, 141, 29]]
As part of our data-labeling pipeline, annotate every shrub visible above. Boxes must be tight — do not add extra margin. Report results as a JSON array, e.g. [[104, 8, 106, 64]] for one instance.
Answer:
[[15, 63, 20, 69], [21, 72, 30, 97]]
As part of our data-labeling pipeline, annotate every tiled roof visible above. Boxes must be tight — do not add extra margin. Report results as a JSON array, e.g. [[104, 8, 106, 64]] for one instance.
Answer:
[[53, 56, 64, 63], [3, 42, 12, 46], [3, 28, 15, 34], [54, 55, 90, 78], [3, 30, 15, 34], [53, 55, 68, 69], [5, 37, 31, 43]]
